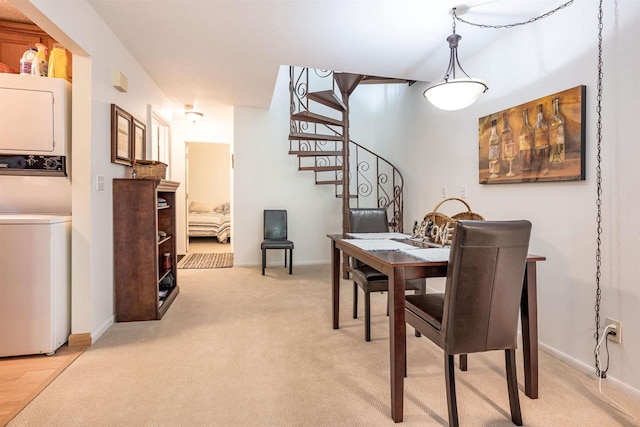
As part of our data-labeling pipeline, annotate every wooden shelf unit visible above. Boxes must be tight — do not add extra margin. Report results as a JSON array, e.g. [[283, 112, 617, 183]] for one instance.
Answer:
[[113, 179, 180, 321]]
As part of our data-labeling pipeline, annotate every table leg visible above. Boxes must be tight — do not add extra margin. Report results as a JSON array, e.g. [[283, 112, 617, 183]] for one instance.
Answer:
[[389, 267, 406, 422], [520, 261, 539, 399], [332, 239, 340, 329]]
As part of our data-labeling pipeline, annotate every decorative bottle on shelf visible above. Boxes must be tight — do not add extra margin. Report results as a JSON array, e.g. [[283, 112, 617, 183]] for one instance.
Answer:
[[519, 108, 534, 171], [533, 104, 549, 172], [488, 119, 501, 178], [501, 112, 517, 177], [548, 96, 566, 165]]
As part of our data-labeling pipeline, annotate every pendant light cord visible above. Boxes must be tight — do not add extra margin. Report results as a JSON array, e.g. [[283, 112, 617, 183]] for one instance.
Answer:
[[594, 0, 605, 379], [453, 0, 609, 379], [453, 1, 574, 29]]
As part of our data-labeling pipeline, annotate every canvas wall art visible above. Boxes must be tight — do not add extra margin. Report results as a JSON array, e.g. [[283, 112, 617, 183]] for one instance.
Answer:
[[478, 85, 586, 184]]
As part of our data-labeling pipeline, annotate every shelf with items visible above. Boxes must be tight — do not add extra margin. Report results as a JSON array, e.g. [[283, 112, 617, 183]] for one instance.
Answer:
[[0, 20, 74, 80], [113, 179, 180, 322], [157, 235, 171, 246]]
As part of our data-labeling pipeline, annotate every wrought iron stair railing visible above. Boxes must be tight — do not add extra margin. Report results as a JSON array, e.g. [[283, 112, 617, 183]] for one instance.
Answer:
[[288, 66, 404, 232]]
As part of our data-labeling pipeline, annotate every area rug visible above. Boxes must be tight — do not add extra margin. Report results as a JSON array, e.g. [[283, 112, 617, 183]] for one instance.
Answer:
[[178, 253, 234, 269]]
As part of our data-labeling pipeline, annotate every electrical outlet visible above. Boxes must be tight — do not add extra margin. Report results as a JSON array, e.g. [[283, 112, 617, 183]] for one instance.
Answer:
[[441, 186, 447, 198], [605, 318, 622, 344], [460, 185, 467, 198]]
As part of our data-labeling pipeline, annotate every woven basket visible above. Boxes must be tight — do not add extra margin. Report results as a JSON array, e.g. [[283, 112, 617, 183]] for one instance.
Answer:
[[424, 197, 485, 245], [132, 160, 167, 180]]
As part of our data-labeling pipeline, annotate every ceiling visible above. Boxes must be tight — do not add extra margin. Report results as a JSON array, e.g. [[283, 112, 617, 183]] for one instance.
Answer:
[[4, 1, 573, 118]]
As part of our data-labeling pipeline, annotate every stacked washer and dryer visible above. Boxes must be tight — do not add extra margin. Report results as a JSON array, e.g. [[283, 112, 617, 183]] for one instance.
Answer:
[[0, 73, 72, 357]]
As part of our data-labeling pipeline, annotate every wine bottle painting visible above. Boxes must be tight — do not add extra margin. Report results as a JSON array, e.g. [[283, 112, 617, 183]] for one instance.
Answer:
[[478, 86, 586, 184]]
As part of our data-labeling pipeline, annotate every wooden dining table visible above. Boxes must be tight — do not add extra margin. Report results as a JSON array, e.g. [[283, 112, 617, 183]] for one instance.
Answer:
[[328, 234, 546, 423]]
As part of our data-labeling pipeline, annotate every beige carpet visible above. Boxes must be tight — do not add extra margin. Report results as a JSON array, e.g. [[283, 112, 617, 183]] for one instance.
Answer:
[[178, 252, 233, 269], [9, 265, 640, 426]]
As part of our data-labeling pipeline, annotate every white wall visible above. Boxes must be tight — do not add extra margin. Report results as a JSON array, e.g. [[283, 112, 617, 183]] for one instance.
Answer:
[[389, 0, 638, 394], [348, 82, 413, 220], [234, 66, 342, 267], [22, 0, 173, 342], [187, 142, 231, 208]]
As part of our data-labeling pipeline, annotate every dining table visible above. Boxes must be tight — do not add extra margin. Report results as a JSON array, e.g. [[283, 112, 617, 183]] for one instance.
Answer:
[[328, 233, 546, 423]]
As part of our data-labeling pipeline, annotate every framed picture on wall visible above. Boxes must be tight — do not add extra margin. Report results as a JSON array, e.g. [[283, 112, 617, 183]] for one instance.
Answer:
[[478, 85, 586, 184], [111, 104, 133, 166], [132, 118, 146, 161]]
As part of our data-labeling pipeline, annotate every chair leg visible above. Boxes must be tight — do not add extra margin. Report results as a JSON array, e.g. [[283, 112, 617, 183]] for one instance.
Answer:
[[505, 349, 523, 426], [284, 249, 287, 268], [364, 291, 371, 342], [404, 343, 408, 378], [445, 353, 459, 427], [353, 283, 358, 319], [460, 354, 468, 371], [386, 292, 390, 316], [289, 249, 292, 274], [414, 281, 424, 337], [262, 249, 266, 275]]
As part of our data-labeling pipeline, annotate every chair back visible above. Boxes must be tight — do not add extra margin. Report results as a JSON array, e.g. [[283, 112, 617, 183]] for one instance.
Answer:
[[349, 208, 388, 233], [264, 210, 288, 240], [441, 220, 531, 355], [349, 208, 388, 269]]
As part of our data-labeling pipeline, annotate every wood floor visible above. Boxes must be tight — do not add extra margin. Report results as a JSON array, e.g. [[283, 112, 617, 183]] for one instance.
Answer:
[[0, 344, 86, 426]]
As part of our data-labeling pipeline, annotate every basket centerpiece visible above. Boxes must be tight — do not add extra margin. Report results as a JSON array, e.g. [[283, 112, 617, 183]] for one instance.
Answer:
[[420, 197, 485, 245]]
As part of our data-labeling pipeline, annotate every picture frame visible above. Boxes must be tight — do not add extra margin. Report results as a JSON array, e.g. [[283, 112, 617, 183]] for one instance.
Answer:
[[132, 117, 146, 161], [478, 85, 586, 184], [111, 104, 133, 166]]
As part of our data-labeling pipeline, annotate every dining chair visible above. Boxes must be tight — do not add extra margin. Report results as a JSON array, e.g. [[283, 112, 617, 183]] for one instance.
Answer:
[[261, 209, 294, 275], [405, 220, 531, 427], [349, 208, 425, 341]]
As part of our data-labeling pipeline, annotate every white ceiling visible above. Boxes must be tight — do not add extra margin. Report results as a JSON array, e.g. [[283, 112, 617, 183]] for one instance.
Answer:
[[6, 1, 573, 118]]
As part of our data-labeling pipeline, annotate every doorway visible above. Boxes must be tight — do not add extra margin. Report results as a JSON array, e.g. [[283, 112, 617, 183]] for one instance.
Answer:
[[185, 142, 232, 254]]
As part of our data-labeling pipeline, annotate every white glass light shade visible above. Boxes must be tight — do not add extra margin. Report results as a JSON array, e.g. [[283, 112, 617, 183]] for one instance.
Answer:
[[423, 78, 488, 111], [185, 110, 204, 122]]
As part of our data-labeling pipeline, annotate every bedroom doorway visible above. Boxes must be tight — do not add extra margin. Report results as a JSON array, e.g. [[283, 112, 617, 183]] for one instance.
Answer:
[[185, 142, 232, 254]]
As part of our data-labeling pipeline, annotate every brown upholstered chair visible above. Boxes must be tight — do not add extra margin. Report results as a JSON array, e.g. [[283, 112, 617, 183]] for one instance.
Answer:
[[405, 220, 531, 427], [349, 208, 425, 341]]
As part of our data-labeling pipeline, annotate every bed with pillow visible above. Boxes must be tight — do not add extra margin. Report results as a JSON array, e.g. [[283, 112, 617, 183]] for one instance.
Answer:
[[188, 201, 231, 243]]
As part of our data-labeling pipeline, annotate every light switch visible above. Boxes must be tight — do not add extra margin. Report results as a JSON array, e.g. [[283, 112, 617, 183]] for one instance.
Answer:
[[96, 175, 105, 191]]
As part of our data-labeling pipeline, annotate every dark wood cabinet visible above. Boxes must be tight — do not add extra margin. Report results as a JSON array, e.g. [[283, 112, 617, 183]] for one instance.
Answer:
[[113, 179, 180, 321]]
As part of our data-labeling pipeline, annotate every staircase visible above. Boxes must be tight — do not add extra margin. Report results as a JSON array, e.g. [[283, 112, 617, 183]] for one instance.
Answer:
[[289, 67, 407, 276]]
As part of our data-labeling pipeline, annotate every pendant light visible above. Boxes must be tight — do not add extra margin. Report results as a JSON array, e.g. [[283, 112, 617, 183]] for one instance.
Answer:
[[423, 9, 488, 111], [184, 104, 204, 123]]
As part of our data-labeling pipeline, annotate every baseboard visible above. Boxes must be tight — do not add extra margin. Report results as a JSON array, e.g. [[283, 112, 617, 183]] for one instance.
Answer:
[[68, 333, 91, 347], [92, 315, 115, 343], [234, 260, 327, 267], [539, 341, 640, 400]]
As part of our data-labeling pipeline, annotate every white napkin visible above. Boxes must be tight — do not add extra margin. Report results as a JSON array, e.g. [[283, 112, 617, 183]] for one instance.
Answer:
[[399, 247, 451, 262], [343, 239, 416, 251]]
